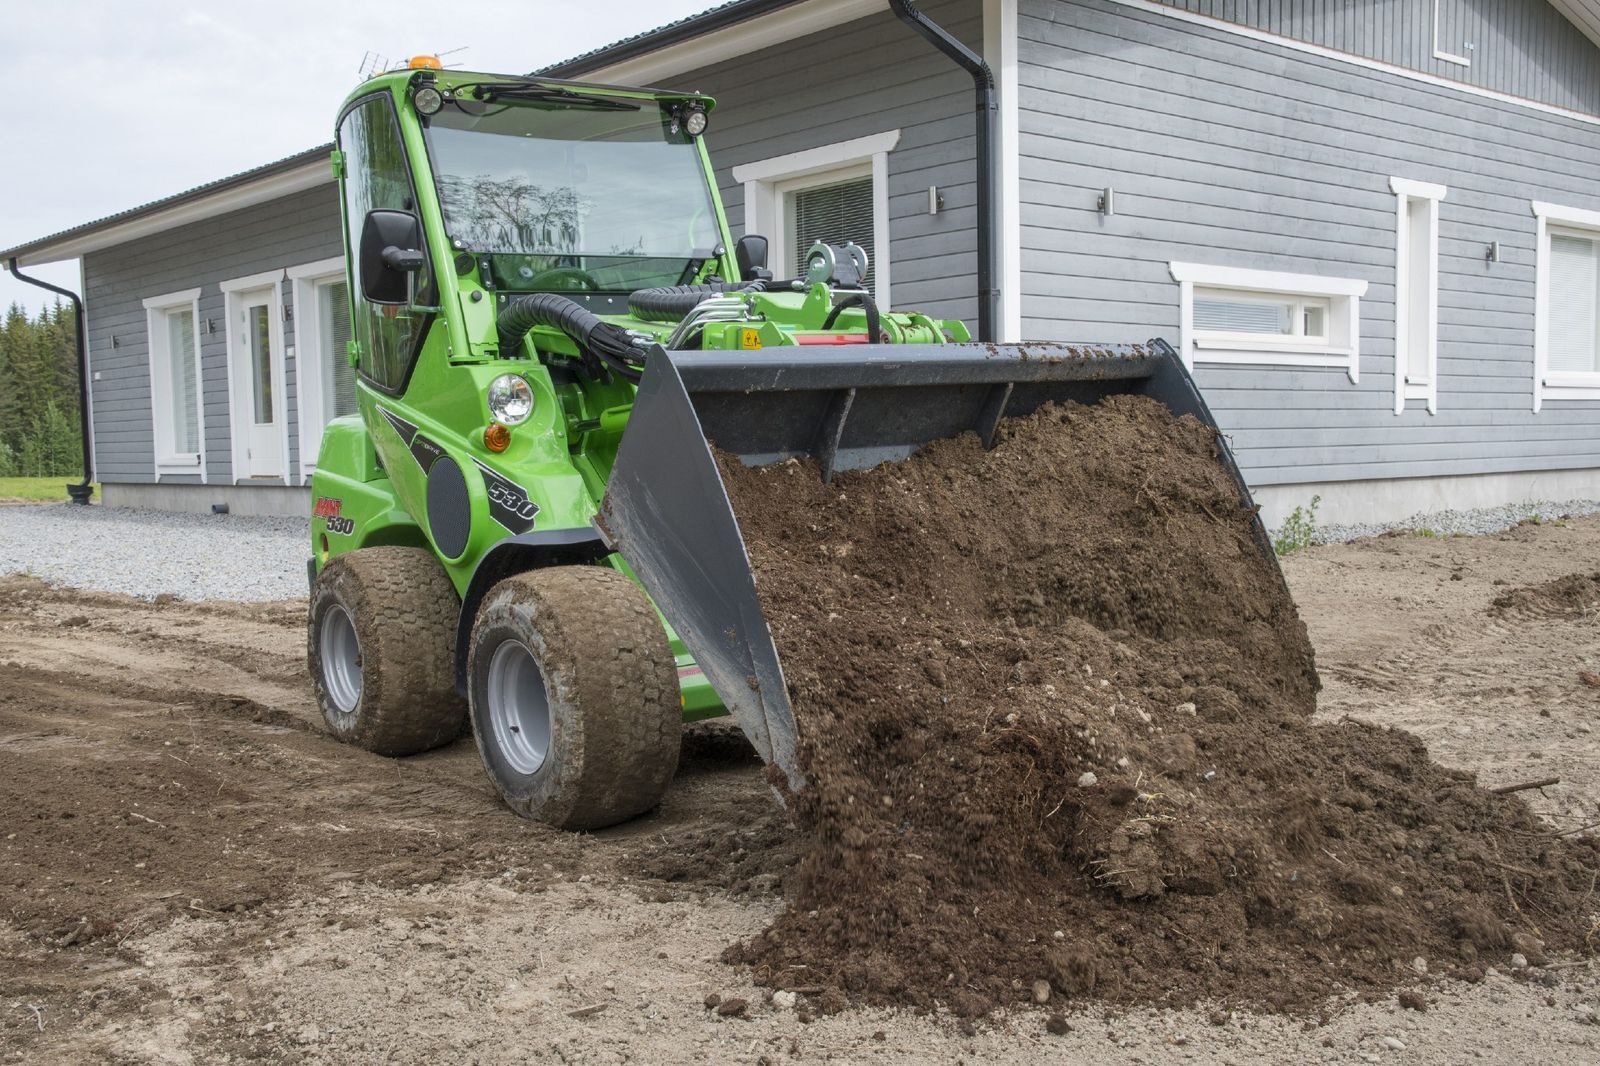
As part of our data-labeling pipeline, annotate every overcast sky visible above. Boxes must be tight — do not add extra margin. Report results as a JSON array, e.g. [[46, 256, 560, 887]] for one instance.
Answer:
[[0, 0, 713, 315]]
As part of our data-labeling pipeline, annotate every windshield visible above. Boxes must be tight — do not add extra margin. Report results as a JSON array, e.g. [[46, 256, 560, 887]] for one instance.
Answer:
[[425, 94, 720, 292]]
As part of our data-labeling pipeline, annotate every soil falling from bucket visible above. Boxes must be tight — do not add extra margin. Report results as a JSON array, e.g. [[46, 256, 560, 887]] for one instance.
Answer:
[[718, 395, 1599, 1016]]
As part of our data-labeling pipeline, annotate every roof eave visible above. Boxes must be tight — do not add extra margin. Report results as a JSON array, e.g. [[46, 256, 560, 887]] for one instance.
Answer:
[[1, 145, 335, 268], [541, 0, 885, 85]]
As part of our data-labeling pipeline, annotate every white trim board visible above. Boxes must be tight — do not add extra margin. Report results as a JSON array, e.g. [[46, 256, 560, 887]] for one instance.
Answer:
[[78, 258, 96, 484], [1530, 200, 1600, 409], [731, 130, 901, 184], [985, 0, 1023, 342], [733, 130, 900, 307], [1430, 0, 1472, 66], [1104, 0, 1600, 129], [1391, 177, 1447, 416]]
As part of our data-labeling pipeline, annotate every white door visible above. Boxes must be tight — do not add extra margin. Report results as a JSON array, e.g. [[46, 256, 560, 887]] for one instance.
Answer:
[[237, 290, 283, 478]]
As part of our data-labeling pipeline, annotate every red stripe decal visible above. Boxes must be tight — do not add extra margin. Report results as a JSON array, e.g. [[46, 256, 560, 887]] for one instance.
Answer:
[[794, 334, 871, 345]]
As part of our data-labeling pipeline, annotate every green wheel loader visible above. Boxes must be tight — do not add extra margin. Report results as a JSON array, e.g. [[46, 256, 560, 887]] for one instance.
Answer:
[[307, 60, 1275, 830]]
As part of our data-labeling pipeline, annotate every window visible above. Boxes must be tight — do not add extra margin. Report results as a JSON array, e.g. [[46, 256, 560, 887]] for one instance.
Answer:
[[1532, 201, 1600, 409], [141, 288, 204, 478], [1549, 233, 1600, 373], [288, 258, 355, 479], [337, 93, 433, 393], [322, 279, 356, 416], [786, 172, 874, 279], [1192, 291, 1330, 343], [1168, 262, 1367, 382], [732, 129, 900, 307], [1391, 177, 1447, 415]]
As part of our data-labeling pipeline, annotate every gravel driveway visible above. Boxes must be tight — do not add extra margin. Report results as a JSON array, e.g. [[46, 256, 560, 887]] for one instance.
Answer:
[[4, 494, 1598, 603], [0, 503, 308, 602]]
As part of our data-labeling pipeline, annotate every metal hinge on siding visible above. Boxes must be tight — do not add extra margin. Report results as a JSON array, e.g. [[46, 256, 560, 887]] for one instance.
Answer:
[[347, 339, 360, 367], [329, 150, 345, 179]]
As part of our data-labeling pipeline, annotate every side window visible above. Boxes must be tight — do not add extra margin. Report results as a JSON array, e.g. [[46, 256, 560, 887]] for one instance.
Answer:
[[338, 95, 433, 392]]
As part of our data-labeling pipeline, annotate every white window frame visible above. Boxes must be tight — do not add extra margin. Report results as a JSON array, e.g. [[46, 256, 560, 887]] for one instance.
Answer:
[[141, 287, 206, 480], [1531, 200, 1600, 410], [219, 268, 290, 484], [1432, 0, 1472, 66], [731, 129, 899, 308], [288, 256, 348, 483], [1391, 177, 1447, 415], [1168, 262, 1366, 383]]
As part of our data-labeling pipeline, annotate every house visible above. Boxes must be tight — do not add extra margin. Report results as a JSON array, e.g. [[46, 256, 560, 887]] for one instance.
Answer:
[[5, 0, 1599, 525]]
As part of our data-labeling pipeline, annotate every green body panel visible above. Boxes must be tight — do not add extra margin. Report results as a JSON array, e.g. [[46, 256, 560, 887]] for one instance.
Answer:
[[310, 66, 968, 721]]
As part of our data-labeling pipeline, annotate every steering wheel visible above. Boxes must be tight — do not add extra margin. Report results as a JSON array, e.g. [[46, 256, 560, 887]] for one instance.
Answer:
[[526, 266, 601, 292]]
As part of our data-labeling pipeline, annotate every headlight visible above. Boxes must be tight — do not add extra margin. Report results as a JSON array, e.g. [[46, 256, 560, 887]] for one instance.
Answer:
[[683, 106, 708, 136], [487, 374, 534, 425]]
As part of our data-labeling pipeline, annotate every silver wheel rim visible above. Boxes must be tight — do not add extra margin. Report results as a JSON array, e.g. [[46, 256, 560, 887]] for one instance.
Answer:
[[486, 639, 551, 776], [320, 604, 363, 715]]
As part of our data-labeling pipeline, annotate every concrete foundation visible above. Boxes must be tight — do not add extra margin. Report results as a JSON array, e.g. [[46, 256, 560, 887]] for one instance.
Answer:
[[1253, 467, 1600, 530], [102, 482, 310, 518]]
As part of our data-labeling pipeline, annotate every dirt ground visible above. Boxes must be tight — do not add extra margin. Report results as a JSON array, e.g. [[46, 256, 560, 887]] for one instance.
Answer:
[[2, 517, 1599, 1064]]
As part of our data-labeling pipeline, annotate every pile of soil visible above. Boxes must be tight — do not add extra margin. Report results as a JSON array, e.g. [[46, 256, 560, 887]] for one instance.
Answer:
[[717, 396, 1599, 1016], [1490, 571, 1600, 620]]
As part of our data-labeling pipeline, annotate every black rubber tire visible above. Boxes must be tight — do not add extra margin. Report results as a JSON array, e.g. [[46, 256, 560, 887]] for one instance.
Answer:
[[467, 566, 681, 830], [308, 546, 466, 756]]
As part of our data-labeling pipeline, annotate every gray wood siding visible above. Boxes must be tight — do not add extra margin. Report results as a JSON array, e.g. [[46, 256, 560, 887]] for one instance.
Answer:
[[1154, 0, 1600, 114], [1019, 0, 1600, 486], [678, 0, 984, 325], [83, 184, 342, 485]]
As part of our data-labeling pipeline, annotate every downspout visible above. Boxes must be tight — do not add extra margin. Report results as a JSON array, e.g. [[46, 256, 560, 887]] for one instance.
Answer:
[[7, 257, 94, 503], [889, 0, 1000, 343]]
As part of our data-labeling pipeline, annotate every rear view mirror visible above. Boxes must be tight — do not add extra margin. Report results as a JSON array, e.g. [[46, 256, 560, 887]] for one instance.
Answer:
[[736, 234, 772, 282], [359, 209, 425, 305]]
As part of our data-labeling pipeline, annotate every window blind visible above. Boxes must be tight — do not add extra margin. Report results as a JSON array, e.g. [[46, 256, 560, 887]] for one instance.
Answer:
[[1549, 234, 1600, 374], [789, 176, 874, 280], [1192, 296, 1292, 335]]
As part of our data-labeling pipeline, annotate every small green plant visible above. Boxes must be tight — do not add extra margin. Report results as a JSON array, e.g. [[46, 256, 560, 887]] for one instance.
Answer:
[[1273, 494, 1321, 555], [1412, 527, 1442, 539]]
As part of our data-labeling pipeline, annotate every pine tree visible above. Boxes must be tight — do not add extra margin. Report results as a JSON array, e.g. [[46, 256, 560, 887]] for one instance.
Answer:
[[0, 300, 83, 478]]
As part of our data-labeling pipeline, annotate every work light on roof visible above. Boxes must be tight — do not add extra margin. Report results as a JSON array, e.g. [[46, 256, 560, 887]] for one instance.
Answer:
[[413, 85, 444, 116]]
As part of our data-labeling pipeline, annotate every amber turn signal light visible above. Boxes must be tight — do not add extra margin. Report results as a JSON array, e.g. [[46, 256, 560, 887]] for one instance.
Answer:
[[484, 422, 512, 453]]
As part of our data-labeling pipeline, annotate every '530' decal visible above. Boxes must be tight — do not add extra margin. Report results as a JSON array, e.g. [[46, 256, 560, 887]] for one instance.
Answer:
[[473, 460, 540, 534]]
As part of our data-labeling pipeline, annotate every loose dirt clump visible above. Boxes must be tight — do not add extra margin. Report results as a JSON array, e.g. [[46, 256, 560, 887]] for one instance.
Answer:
[[1488, 571, 1600, 620], [717, 396, 1600, 1017]]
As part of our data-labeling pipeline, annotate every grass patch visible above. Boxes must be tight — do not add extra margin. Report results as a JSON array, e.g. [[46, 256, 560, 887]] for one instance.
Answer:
[[0, 478, 95, 502]]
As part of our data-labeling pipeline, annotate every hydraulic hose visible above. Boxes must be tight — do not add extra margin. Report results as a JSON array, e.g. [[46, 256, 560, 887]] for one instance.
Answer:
[[627, 281, 762, 323], [821, 291, 881, 341], [497, 293, 649, 382]]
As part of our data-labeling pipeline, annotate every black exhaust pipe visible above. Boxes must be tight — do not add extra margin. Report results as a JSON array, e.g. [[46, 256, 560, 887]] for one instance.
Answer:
[[889, 0, 1001, 344], [6, 257, 94, 504]]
